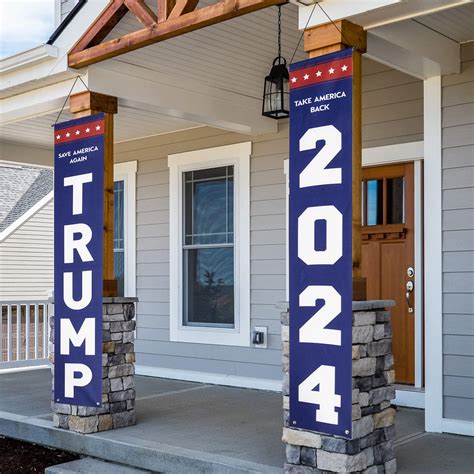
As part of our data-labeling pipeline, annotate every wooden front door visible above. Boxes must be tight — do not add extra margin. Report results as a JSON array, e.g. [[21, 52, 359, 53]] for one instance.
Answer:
[[361, 163, 416, 385]]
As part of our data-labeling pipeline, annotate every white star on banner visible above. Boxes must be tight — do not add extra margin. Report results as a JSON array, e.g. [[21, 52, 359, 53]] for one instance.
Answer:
[[329, 68, 335, 74], [341, 65, 348, 71], [316, 70, 322, 77], [303, 74, 309, 80], [291, 77, 297, 83], [75, 130, 80, 135], [85, 128, 90, 133], [56, 135, 60, 140], [66, 132, 70, 138], [96, 125, 101, 131]]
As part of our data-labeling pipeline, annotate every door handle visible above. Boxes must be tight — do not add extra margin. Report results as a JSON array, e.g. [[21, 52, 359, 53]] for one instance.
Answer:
[[406, 281, 414, 314]]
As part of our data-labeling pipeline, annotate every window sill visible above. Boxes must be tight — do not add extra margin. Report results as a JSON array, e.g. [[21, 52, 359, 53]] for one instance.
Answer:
[[170, 325, 250, 347]]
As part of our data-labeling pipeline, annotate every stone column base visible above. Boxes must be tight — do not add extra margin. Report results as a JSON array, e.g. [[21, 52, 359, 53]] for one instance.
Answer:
[[282, 300, 397, 473], [49, 297, 138, 434]]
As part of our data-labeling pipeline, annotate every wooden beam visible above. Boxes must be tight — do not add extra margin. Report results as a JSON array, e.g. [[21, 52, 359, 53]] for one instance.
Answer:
[[125, 0, 157, 27], [304, 19, 366, 58], [304, 20, 367, 301], [69, 0, 286, 68], [69, 91, 118, 297], [168, 0, 199, 20], [70, 0, 128, 53], [158, 0, 177, 22]]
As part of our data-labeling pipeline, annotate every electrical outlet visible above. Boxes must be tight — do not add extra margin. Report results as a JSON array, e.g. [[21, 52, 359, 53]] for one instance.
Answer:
[[253, 326, 268, 348]]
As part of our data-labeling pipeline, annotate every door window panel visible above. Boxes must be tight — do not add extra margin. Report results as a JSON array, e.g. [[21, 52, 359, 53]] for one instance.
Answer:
[[387, 177, 405, 224], [366, 179, 383, 226]]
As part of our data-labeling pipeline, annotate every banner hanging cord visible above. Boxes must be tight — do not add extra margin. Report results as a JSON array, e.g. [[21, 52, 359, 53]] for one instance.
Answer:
[[289, 1, 353, 65], [54, 75, 90, 126]]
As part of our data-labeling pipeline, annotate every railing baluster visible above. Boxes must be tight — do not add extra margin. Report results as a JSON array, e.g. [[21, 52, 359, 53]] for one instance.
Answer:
[[34, 304, 39, 359], [7, 305, 12, 362], [43, 304, 48, 358], [16, 304, 21, 361], [25, 304, 30, 360], [0, 305, 3, 363]]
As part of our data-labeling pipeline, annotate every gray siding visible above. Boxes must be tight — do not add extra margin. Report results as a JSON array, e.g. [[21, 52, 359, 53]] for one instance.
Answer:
[[0, 200, 53, 300], [113, 60, 425, 383], [442, 42, 474, 422], [362, 59, 423, 148]]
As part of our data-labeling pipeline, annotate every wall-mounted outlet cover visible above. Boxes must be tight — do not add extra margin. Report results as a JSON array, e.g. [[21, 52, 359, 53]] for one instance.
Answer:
[[253, 326, 268, 349]]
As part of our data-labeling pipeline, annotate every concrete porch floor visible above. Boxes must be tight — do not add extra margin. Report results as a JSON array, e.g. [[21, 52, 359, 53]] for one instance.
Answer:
[[0, 369, 473, 473]]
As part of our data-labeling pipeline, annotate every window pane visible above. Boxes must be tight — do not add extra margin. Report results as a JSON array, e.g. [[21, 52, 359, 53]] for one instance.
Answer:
[[183, 166, 234, 245], [184, 247, 234, 326], [366, 179, 383, 226], [114, 180, 125, 297], [387, 177, 405, 224]]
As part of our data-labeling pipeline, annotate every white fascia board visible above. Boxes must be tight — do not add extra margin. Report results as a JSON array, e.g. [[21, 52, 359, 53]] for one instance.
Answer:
[[297, 0, 400, 30], [298, 0, 471, 30], [0, 45, 59, 74], [87, 62, 277, 136], [1, 76, 88, 125], [370, 20, 460, 76]]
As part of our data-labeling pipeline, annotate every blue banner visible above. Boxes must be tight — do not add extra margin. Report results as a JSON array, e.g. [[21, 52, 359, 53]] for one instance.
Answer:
[[289, 49, 353, 438], [54, 113, 104, 407]]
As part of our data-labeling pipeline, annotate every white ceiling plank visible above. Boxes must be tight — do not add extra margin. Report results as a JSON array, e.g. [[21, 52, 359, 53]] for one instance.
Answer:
[[87, 62, 277, 135]]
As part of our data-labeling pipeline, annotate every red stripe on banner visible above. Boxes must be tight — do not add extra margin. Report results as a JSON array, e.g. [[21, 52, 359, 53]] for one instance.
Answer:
[[54, 119, 105, 145], [289, 57, 352, 90]]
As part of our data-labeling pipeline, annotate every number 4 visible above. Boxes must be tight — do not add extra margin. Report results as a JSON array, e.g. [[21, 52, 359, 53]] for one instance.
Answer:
[[299, 365, 341, 425]]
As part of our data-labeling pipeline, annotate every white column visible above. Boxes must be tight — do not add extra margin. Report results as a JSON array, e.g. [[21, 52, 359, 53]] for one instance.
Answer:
[[423, 75, 443, 433]]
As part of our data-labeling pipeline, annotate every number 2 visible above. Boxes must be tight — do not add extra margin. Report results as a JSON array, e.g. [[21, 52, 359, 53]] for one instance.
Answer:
[[299, 125, 342, 188], [299, 285, 341, 346]]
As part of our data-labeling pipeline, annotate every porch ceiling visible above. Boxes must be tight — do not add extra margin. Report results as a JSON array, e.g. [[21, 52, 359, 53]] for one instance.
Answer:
[[414, 3, 474, 43], [0, 106, 200, 149], [100, 0, 306, 101]]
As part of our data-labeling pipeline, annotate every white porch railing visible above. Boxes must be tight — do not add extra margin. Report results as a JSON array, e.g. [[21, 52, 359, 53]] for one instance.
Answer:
[[0, 300, 49, 369]]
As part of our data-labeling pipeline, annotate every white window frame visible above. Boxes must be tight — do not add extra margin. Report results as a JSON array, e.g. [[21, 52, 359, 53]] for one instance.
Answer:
[[114, 161, 137, 298], [168, 142, 251, 346]]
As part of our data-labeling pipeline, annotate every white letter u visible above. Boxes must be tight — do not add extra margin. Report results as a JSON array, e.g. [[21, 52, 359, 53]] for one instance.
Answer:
[[63, 271, 92, 310]]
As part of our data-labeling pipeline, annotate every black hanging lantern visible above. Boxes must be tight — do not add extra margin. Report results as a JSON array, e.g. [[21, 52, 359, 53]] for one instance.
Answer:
[[262, 6, 289, 119]]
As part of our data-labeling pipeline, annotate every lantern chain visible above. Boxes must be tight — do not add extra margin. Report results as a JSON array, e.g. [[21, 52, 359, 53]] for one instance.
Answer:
[[278, 5, 282, 61]]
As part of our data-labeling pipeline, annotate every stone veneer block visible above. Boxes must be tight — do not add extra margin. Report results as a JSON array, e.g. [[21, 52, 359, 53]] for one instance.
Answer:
[[49, 297, 138, 434], [281, 301, 397, 473]]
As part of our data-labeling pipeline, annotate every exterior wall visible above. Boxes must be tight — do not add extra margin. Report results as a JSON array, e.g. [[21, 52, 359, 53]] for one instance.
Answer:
[[0, 200, 53, 300], [362, 59, 423, 148], [114, 61, 424, 383], [442, 41, 474, 422]]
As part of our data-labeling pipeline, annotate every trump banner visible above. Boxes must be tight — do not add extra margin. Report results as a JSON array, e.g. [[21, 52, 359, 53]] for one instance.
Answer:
[[289, 49, 353, 438], [54, 113, 104, 407]]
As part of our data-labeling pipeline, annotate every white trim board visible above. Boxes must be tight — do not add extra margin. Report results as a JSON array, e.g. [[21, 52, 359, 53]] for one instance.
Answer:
[[442, 419, 474, 437], [395, 389, 425, 409], [114, 161, 137, 298], [136, 365, 282, 392], [0, 191, 53, 242], [362, 141, 423, 166]]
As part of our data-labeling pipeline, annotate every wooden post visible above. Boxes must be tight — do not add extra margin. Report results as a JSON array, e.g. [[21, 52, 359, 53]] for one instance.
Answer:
[[69, 91, 118, 297], [304, 20, 367, 301]]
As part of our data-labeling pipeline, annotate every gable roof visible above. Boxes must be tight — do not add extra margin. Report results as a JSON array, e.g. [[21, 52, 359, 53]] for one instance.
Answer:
[[0, 164, 53, 234]]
